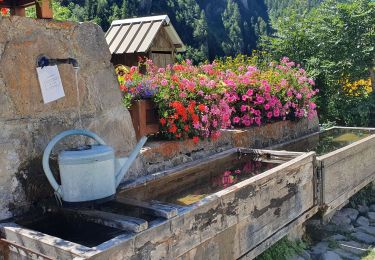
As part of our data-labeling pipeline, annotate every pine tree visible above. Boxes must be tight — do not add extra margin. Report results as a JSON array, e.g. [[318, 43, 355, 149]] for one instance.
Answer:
[[221, 0, 243, 56]]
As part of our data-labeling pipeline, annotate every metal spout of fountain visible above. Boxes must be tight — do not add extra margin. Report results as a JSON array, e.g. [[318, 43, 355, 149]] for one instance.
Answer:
[[37, 55, 79, 69]]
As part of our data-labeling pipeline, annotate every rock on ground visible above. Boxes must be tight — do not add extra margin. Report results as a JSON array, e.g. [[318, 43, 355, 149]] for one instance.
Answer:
[[351, 232, 375, 244], [355, 216, 370, 227]]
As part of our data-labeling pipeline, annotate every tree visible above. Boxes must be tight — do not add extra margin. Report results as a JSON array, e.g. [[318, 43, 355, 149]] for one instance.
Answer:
[[221, 0, 243, 56], [261, 0, 375, 126]]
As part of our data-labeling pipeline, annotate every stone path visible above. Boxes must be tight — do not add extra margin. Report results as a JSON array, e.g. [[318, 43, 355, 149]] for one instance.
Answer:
[[295, 204, 375, 260]]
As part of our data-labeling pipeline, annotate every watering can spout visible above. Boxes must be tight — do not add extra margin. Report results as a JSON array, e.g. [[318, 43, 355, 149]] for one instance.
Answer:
[[115, 136, 148, 187]]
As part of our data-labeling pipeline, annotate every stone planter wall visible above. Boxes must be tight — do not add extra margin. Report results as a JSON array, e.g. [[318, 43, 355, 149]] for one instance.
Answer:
[[125, 116, 319, 182]]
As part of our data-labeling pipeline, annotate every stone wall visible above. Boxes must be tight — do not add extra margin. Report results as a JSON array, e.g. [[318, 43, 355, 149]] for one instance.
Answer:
[[129, 116, 319, 183], [0, 16, 137, 220]]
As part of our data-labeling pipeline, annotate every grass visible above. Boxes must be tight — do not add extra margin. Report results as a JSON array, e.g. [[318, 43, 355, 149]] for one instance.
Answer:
[[349, 184, 375, 208], [255, 237, 308, 260], [327, 239, 340, 249], [362, 249, 375, 260]]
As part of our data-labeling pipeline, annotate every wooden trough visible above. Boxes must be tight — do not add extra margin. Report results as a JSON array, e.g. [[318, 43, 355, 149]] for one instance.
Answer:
[[0, 148, 316, 259], [270, 126, 375, 219]]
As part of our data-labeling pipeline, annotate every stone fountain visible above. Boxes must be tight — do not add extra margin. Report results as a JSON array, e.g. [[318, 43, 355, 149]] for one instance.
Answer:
[[0, 15, 138, 220]]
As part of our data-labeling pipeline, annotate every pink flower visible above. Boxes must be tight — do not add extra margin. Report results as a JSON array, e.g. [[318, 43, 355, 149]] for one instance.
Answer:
[[256, 95, 265, 104], [233, 116, 241, 124], [161, 79, 168, 86], [241, 105, 248, 112], [280, 79, 287, 87], [243, 120, 251, 127], [255, 117, 261, 126], [309, 102, 317, 110], [242, 95, 248, 101], [267, 112, 273, 119], [179, 92, 187, 98], [264, 104, 271, 110], [246, 89, 253, 96], [296, 93, 302, 100], [274, 108, 280, 117], [224, 170, 231, 176]]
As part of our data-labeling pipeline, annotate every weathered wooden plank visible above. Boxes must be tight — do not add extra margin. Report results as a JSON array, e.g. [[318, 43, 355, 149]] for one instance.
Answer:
[[170, 152, 316, 258], [64, 209, 148, 233], [238, 206, 319, 259], [322, 173, 375, 218], [115, 197, 178, 219], [321, 135, 375, 209], [0, 223, 95, 259]]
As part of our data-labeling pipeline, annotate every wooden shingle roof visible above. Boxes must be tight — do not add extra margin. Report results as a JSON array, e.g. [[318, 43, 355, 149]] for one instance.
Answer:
[[105, 15, 186, 54]]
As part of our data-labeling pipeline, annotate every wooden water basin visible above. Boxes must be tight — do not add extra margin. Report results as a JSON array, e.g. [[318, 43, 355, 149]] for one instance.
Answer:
[[270, 126, 375, 217], [0, 148, 315, 259]]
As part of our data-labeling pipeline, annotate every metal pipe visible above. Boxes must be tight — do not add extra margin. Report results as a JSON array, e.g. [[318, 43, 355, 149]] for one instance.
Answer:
[[37, 55, 79, 69]]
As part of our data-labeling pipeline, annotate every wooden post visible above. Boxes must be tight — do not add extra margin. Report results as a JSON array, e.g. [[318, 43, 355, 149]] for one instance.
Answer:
[[35, 0, 53, 19], [10, 7, 26, 17]]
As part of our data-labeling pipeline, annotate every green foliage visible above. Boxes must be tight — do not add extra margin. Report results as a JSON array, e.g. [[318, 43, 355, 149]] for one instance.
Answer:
[[362, 249, 375, 260], [265, 0, 322, 21], [261, 0, 375, 126], [349, 183, 375, 207], [221, 0, 243, 56], [256, 237, 307, 260], [25, 0, 76, 21], [55, 0, 280, 63]]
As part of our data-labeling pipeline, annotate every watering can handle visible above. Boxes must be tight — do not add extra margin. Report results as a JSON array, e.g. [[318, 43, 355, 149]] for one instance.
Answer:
[[42, 129, 107, 197]]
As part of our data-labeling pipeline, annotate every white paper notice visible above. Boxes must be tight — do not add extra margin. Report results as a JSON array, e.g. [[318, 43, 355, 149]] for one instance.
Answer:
[[36, 65, 65, 104]]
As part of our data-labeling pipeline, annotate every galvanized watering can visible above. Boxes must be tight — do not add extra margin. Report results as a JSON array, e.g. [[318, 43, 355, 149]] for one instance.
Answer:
[[42, 129, 147, 204]]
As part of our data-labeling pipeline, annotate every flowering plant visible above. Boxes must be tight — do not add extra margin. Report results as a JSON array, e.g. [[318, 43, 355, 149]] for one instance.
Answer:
[[342, 78, 372, 97], [1, 8, 9, 16], [116, 65, 158, 108], [117, 54, 318, 142]]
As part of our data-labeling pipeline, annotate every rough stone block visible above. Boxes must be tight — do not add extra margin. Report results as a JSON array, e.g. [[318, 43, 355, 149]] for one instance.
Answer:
[[0, 16, 136, 220]]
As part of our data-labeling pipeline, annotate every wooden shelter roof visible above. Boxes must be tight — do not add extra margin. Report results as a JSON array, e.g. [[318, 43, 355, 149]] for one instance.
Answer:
[[105, 15, 186, 55]]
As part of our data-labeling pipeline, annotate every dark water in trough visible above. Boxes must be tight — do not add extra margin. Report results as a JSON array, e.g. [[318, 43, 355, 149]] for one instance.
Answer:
[[278, 128, 374, 156], [157, 155, 278, 206], [17, 213, 127, 247]]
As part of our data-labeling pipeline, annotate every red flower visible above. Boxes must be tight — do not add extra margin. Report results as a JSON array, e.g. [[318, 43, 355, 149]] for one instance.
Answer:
[[169, 124, 177, 134], [171, 101, 187, 120], [184, 125, 189, 131], [160, 118, 166, 126], [171, 74, 179, 82], [191, 113, 199, 124], [173, 64, 186, 71], [193, 136, 199, 144], [120, 85, 127, 92], [187, 101, 196, 114], [198, 104, 206, 112], [1, 8, 8, 15]]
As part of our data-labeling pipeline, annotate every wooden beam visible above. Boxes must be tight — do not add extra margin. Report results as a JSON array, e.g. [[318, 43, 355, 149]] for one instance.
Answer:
[[35, 0, 53, 19], [63, 209, 148, 233], [116, 197, 179, 219]]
